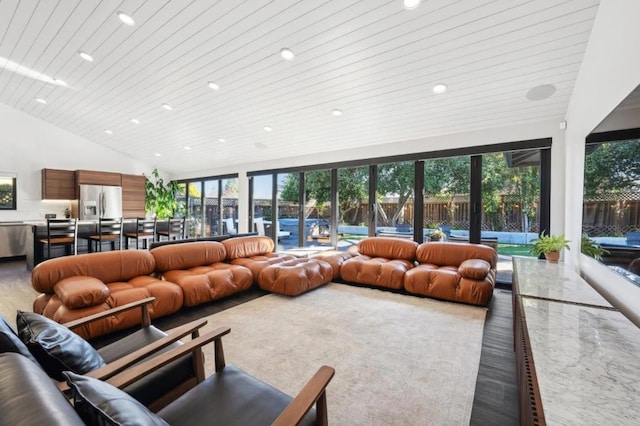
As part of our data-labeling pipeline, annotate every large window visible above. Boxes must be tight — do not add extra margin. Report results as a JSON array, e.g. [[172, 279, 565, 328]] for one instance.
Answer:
[[245, 139, 551, 285], [337, 166, 369, 250], [277, 173, 300, 249], [582, 135, 640, 284], [376, 161, 414, 237], [423, 156, 470, 242], [0, 175, 16, 210]]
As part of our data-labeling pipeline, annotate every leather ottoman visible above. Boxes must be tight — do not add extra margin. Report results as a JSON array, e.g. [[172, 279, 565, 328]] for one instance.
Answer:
[[258, 258, 333, 296]]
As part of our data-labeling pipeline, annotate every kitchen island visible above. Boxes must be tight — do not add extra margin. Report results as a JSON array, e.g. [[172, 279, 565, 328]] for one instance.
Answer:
[[24, 219, 166, 270]]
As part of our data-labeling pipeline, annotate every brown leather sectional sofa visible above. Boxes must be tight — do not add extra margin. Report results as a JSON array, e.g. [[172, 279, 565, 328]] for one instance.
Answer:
[[30, 235, 496, 339], [31, 250, 184, 339], [31, 236, 294, 339], [319, 237, 497, 306]]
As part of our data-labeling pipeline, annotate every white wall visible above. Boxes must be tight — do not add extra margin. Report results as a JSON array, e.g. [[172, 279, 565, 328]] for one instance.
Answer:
[[0, 103, 152, 221], [564, 0, 640, 266]]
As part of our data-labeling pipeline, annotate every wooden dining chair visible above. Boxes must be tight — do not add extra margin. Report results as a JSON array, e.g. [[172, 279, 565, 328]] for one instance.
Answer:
[[87, 217, 123, 252], [40, 218, 78, 259], [124, 217, 157, 249], [157, 218, 185, 241]]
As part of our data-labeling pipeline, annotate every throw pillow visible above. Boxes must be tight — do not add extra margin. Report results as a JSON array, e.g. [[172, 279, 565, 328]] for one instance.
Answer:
[[64, 371, 169, 426], [0, 315, 39, 364], [16, 310, 106, 381]]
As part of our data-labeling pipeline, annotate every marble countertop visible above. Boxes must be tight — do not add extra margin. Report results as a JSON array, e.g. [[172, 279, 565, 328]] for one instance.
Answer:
[[513, 256, 613, 308], [522, 297, 640, 425]]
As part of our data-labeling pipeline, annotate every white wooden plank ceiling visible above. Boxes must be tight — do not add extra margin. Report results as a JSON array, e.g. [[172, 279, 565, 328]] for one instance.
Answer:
[[0, 0, 600, 175]]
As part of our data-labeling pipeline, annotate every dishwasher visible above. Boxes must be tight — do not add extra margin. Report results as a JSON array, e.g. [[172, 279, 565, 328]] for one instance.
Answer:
[[0, 223, 27, 258]]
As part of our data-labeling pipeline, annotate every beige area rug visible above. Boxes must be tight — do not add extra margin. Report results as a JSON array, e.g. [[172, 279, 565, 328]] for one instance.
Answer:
[[200, 283, 487, 425]]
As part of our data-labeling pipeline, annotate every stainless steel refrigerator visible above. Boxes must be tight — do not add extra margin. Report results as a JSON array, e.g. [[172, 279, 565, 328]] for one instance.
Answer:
[[79, 185, 123, 220]]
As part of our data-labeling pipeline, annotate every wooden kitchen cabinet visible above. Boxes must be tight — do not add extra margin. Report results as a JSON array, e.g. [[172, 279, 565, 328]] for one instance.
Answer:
[[41, 168, 76, 199], [75, 170, 122, 186], [121, 173, 146, 218]]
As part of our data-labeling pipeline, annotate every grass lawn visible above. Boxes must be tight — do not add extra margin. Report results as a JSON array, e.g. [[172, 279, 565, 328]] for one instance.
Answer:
[[498, 243, 534, 257]]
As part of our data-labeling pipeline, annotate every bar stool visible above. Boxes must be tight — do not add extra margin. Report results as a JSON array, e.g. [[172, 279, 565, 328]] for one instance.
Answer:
[[40, 218, 78, 259], [87, 217, 123, 252], [156, 217, 185, 241], [124, 217, 157, 249]]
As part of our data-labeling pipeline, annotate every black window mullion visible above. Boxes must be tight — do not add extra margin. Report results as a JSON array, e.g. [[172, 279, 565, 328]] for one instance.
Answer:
[[414, 161, 424, 243], [368, 165, 377, 237], [470, 155, 482, 244], [298, 172, 305, 247]]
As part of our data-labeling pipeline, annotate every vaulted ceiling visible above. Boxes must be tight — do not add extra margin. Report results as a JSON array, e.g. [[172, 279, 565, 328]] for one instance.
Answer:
[[0, 0, 601, 175]]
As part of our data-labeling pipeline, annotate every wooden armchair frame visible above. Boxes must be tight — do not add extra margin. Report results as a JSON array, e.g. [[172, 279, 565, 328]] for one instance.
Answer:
[[106, 326, 335, 425], [59, 297, 207, 410]]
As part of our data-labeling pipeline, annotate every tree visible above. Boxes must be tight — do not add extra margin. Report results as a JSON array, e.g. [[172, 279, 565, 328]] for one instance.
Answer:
[[377, 162, 414, 226], [584, 141, 640, 197], [280, 169, 368, 223], [424, 157, 470, 227], [584, 141, 640, 232]]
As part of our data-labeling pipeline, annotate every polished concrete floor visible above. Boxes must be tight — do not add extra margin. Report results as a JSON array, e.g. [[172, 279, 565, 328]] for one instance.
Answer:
[[0, 256, 518, 424]]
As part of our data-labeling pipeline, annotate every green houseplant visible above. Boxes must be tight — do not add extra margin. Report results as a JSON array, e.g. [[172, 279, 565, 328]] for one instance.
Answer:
[[144, 168, 179, 219], [530, 232, 570, 262], [581, 233, 609, 260]]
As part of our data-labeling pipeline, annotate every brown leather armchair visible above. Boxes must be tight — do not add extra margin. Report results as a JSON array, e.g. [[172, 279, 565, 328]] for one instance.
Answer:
[[340, 237, 418, 289], [403, 242, 496, 306], [31, 250, 183, 339]]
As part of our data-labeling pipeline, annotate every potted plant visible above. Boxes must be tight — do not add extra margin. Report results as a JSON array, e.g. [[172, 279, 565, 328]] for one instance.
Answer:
[[144, 168, 179, 219], [530, 231, 570, 262], [429, 229, 445, 242], [581, 233, 609, 261]]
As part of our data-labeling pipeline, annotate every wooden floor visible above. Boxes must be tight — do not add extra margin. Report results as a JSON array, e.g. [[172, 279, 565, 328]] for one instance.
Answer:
[[470, 289, 519, 425], [0, 257, 519, 424]]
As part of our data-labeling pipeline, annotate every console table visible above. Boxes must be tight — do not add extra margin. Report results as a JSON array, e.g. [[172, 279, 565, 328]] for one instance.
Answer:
[[513, 257, 640, 425]]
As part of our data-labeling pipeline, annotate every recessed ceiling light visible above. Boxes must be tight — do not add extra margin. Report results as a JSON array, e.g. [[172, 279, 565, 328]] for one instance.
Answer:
[[526, 84, 557, 101], [184, 146, 191, 150], [403, 0, 421, 10], [104, 130, 113, 135], [332, 109, 343, 116], [264, 126, 273, 132], [433, 83, 448, 94], [280, 48, 295, 61], [162, 103, 173, 111], [154, 153, 162, 157], [53, 78, 67, 87], [117, 11, 135, 26], [218, 138, 226, 143], [208, 81, 219, 90], [130, 118, 140, 124], [79, 51, 94, 62], [36, 98, 47, 104]]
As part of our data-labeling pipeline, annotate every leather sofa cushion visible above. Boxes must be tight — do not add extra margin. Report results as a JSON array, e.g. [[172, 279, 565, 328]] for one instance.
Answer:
[[258, 259, 333, 296], [54, 276, 110, 309], [310, 251, 355, 279], [17, 310, 106, 381], [222, 235, 275, 260], [0, 353, 84, 426], [151, 241, 227, 272], [158, 364, 315, 426], [357, 237, 418, 261], [162, 264, 253, 307], [458, 259, 491, 280], [0, 315, 38, 364], [340, 256, 414, 290], [416, 242, 497, 268], [64, 371, 169, 426], [32, 251, 157, 294]]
